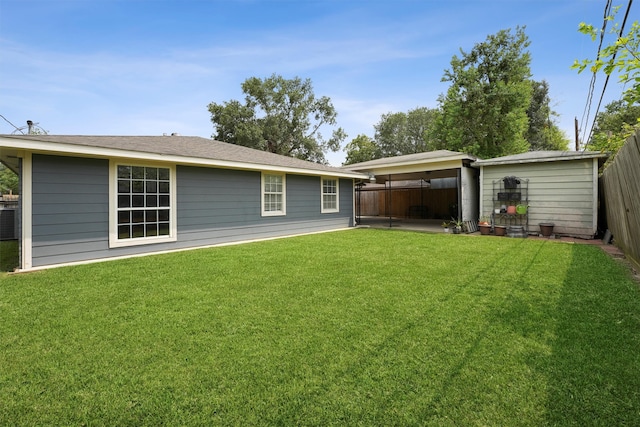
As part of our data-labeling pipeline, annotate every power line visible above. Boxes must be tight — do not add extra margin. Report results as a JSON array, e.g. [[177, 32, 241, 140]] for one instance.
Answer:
[[0, 114, 24, 134], [584, 0, 635, 149], [579, 0, 613, 149]]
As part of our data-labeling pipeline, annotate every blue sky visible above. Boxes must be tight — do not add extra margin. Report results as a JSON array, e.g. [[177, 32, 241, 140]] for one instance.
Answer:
[[0, 0, 629, 165]]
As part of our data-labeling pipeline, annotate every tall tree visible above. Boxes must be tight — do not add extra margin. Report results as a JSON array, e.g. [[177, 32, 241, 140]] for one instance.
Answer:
[[434, 27, 533, 158], [0, 164, 19, 195], [588, 99, 640, 160], [526, 80, 569, 151], [343, 134, 379, 165], [208, 74, 346, 163], [374, 107, 438, 157]]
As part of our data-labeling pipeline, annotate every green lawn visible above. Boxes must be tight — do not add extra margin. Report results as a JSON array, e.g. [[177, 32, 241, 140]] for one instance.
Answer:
[[1, 229, 639, 425]]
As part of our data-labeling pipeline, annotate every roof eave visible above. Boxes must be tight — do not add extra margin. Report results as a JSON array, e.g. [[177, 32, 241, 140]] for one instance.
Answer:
[[0, 136, 366, 179], [344, 153, 476, 172], [474, 152, 609, 167]]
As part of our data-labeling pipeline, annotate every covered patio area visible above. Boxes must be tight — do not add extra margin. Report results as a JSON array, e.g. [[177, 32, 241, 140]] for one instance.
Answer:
[[344, 150, 479, 228]]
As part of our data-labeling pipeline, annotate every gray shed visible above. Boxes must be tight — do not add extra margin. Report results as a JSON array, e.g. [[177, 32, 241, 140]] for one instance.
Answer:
[[475, 151, 608, 239]]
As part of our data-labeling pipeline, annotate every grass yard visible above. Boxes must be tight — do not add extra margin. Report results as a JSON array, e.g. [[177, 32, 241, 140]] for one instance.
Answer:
[[1, 229, 639, 425]]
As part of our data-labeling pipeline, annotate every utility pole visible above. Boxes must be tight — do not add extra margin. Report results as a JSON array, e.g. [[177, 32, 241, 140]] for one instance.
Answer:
[[574, 117, 580, 151]]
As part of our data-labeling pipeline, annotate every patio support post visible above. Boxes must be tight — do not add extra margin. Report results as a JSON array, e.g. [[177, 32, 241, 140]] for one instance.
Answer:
[[457, 168, 462, 221], [388, 174, 392, 228]]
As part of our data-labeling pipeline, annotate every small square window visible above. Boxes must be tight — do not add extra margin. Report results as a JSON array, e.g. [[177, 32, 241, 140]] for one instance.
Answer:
[[118, 165, 131, 179], [132, 166, 145, 179], [132, 180, 144, 193], [145, 167, 158, 180], [118, 210, 130, 224], [118, 225, 130, 239], [145, 210, 157, 222], [132, 210, 145, 223], [158, 209, 170, 221], [118, 195, 130, 208]]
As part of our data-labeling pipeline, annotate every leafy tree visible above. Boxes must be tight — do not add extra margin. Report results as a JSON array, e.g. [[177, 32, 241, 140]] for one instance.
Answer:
[[208, 74, 346, 163], [573, 6, 640, 105], [343, 134, 379, 165], [526, 80, 569, 151], [0, 163, 19, 195], [434, 27, 533, 159], [588, 100, 640, 159], [374, 107, 438, 157]]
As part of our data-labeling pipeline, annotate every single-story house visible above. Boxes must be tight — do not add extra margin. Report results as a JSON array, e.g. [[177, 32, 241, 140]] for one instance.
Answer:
[[474, 150, 608, 238], [343, 150, 479, 224], [0, 134, 366, 271]]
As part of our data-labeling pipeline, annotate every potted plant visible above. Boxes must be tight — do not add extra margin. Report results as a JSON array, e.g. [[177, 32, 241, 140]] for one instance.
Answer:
[[539, 222, 555, 237], [478, 215, 491, 235], [494, 225, 507, 236], [451, 218, 464, 234], [441, 221, 450, 233]]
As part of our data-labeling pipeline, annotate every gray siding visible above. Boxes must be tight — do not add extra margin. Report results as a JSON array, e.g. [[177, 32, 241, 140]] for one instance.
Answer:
[[175, 167, 353, 247], [480, 159, 597, 238], [30, 155, 354, 267], [31, 155, 110, 266]]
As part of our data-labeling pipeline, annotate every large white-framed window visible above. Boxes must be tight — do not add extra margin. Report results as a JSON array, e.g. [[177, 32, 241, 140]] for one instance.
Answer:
[[321, 177, 339, 213], [109, 160, 177, 248], [261, 172, 286, 216]]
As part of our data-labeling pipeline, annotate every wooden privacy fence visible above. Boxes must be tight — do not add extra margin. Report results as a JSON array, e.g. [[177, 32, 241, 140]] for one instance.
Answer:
[[601, 129, 640, 270], [357, 188, 457, 219]]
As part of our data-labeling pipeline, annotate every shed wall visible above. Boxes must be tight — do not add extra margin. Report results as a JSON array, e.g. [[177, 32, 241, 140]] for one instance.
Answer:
[[30, 154, 353, 267], [461, 166, 478, 222], [480, 159, 597, 238]]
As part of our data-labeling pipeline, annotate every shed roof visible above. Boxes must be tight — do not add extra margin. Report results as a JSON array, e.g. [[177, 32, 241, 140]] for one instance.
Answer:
[[0, 134, 365, 178], [473, 150, 608, 166]]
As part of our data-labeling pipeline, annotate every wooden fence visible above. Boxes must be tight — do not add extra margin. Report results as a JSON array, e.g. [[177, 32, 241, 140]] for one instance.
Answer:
[[358, 187, 457, 219], [601, 129, 640, 270]]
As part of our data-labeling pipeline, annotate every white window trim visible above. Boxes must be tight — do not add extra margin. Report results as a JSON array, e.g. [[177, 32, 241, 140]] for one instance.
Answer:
[[261, 172, 286, 217], [321, 177, 339, 213], [21, 152, 33, 270], [109, 160, 177, 248]]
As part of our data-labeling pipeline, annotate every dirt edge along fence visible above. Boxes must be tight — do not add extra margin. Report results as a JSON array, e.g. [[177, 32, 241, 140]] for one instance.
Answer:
[[601, 129, 640, 271]]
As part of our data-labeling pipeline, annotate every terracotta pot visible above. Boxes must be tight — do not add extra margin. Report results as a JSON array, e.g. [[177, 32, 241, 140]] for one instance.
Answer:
[[507, 205, 517, 215], [539, 223, 555, 237], [494, 226, 507, 236], [478, 224, 491, 235]]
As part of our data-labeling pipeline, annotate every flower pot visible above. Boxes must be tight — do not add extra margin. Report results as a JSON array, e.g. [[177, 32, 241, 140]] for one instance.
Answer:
[[506, 205, 517, 215], [494, 225, 507, 236], [478, 224, 491, 235], [539, 223, 555, 237]]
